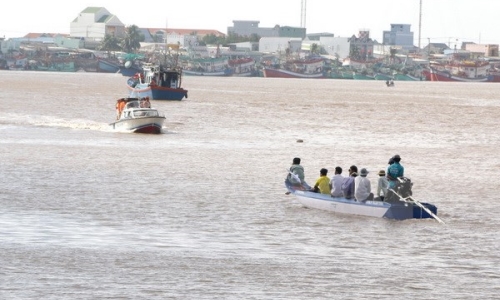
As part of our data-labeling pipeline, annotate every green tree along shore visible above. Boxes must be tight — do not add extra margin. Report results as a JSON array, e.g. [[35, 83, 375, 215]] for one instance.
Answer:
[[98, 25, 261, 54]]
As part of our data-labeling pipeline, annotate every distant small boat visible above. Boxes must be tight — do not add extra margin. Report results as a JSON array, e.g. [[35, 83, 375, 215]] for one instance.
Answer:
[[110, 97, 165, 134], [127, 63, 188, 101]]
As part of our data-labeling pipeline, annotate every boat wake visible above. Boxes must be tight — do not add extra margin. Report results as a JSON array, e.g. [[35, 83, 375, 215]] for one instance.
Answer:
[[0, 112, 110, 132]]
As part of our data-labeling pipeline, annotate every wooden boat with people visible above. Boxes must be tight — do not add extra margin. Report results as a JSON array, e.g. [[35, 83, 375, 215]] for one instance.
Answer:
[[285, 175, 443, 222], [110, 97, 165, 134]]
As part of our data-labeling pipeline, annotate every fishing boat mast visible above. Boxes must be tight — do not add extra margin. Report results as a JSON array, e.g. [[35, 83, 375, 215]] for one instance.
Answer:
[[418, 0, 422, 49], [300, 0, 307, 28]]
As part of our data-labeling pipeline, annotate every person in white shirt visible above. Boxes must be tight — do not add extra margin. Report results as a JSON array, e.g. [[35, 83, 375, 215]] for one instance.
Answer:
[[329, 166, 344, 197], [376, 169, 389, 201], [355, 168, 374, 201]]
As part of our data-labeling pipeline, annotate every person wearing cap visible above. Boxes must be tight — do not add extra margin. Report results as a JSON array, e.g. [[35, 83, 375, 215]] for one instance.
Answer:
[[387, 154, 404, 189], [355, 168, 374, 201], [288, 157, 305, 188], [376, 169, 389, 201], [341, 165, 358, 199], [329, 166, 344, 197], [310, 168, 331, 195]]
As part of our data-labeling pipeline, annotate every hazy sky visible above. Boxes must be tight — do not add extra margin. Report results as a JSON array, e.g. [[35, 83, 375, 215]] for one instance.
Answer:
[[1, 0, 498, 47]]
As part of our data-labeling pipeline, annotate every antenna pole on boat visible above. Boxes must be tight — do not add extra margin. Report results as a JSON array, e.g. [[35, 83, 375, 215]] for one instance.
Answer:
[[418, 0, 422, 49], [409, 196, 445, 224]]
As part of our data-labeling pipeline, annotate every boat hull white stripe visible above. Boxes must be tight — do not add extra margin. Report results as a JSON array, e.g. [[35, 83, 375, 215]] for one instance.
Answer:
[[294, 192, 390, 218]]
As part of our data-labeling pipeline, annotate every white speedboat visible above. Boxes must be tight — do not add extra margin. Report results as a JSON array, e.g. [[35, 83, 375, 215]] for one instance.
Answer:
[[110, 97, 165, 134]]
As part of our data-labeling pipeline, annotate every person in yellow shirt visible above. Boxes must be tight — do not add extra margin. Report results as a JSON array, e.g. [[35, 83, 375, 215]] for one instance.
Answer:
[[311, 168, 331, 195]]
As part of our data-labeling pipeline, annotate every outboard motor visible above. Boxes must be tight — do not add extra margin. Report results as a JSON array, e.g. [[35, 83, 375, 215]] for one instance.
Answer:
[[396, 177, 413, 198], [384, 177, 413, 203]]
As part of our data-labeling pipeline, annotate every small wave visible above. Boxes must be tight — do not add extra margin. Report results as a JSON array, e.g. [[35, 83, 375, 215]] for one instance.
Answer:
[[0, 112, 110, 131]]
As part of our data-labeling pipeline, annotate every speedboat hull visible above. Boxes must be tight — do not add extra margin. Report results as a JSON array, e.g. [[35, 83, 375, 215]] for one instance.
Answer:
[[110, 116, 165, 134]]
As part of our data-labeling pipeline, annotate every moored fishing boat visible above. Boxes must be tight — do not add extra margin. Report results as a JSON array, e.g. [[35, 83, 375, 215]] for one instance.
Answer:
[[262, 57, 325, 79], [424, 60, 493, 82], [229, 57, 257, 77], [110, 97, 165, 134], [374, 73, 393, 81], [352, 72, 374, 80], [393, 72, 423, 81], [97, 58, 120, 73], [181, 57, 233, 76]]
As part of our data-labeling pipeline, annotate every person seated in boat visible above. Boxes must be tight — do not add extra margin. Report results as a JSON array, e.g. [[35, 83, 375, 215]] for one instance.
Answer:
[[376, 170, 389, 201], [329, 166, 344, 197], [140, 97, 151, 108], [287, 157, 306, 189], [355, 168, 374, 202], [310, 168, 331, 195], [341, 165, 358, 199]]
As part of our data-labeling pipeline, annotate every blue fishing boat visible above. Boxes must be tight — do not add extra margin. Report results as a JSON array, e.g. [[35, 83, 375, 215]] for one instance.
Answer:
[[126, 63, 188, 101]]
